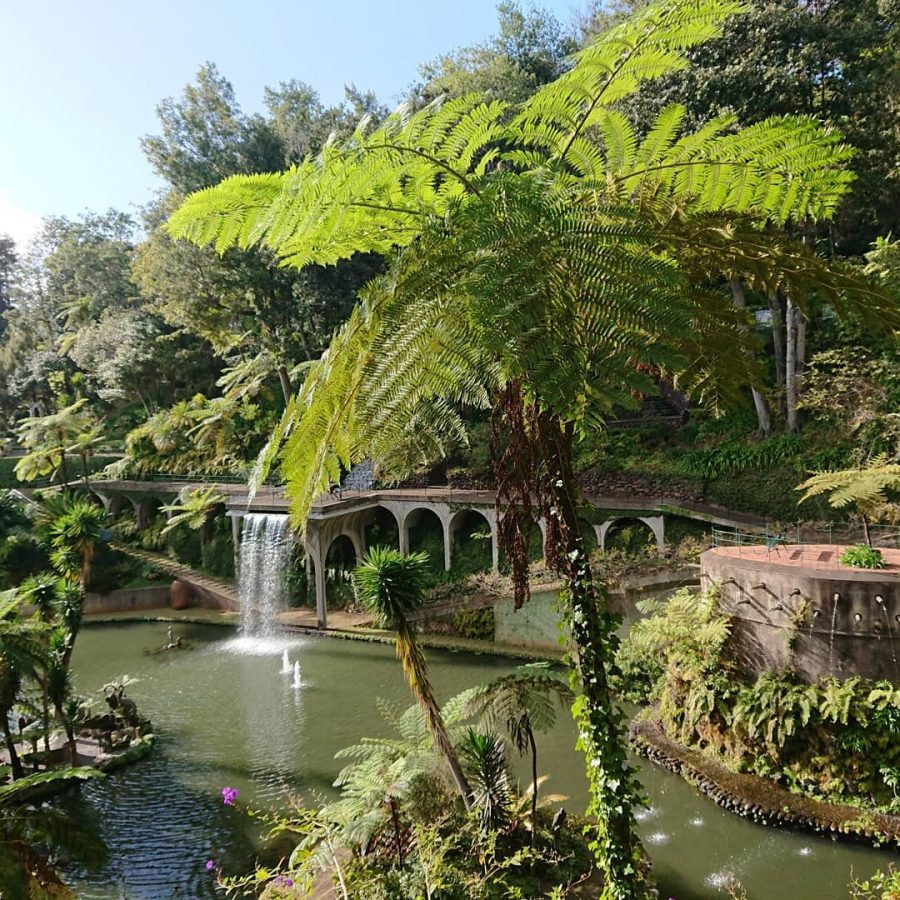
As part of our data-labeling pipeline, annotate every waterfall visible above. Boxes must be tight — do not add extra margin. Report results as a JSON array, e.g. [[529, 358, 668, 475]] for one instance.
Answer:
[[237, 514, 293, 637]]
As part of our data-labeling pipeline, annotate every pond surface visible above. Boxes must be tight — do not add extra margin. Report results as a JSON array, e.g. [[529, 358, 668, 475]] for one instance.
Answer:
[[61, 621, 894, 899]]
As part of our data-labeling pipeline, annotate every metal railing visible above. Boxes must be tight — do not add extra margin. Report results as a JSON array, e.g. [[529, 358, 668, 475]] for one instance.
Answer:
[[712, 523, 900, 550]]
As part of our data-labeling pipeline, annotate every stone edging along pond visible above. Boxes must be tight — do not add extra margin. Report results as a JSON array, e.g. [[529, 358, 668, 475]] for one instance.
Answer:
[[630, 717, 900, 849]]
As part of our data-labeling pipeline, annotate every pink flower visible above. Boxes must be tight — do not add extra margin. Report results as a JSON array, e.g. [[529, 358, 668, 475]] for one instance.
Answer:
[[222, 786, 239, 806], [206, 859, 215, 871]]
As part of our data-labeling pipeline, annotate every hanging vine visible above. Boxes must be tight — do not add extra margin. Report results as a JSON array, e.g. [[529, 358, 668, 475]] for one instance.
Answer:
[[491, 394, 651, 899]]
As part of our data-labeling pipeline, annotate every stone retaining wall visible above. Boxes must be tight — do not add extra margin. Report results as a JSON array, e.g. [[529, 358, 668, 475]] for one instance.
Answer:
[[631, 717, 900, 848], [83, 587, 170, 615], [702, 547, 900, 682]]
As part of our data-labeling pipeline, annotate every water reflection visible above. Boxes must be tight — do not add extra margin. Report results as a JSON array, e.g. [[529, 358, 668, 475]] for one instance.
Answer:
[[58, 621, 894, 899]]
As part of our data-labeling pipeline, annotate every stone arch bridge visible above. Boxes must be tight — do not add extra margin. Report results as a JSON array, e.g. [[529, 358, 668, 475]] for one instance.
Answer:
[[91, 480, 761, 629]]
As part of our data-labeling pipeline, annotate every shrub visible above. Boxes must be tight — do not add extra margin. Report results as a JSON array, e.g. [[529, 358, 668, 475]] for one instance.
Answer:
[[851, 865, 900, 899], [451, 607, 494, 640], [618, 588, 900, 808], [841, 544, 886, 569]]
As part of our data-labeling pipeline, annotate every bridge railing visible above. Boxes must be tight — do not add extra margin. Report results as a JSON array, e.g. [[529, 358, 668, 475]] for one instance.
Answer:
[[91, 471, 284, 487]]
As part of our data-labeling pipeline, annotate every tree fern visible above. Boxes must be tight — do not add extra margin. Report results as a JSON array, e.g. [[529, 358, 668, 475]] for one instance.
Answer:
[[167, 1, 898, 894], [798, 455, 900, 511]]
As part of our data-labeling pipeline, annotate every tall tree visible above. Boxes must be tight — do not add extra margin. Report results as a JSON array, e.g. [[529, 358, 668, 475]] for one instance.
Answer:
[[137, 66, 380, 407], [168, 1, 896, 893], [411, 2, 576, 104], [0, 236, 16, 332]]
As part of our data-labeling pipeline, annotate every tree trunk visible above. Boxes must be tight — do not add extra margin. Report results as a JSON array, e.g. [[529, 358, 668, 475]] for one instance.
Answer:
[[277, 365, 292, 409], [527, 725, 539, 847], [2, 714, 24, 780], [59, 452, 70, 491], [768, 293, 786, 385], [389, 797, 404, 867], [81, 551, 94, 595], [64, 719, 77, 766], [536, 417, 649, 899], [399, 631, 473, 810], [42, 684, 51, 759], [729, 280, 772, 437], [862, 515, 872, 547], [52, 699, 78, 766], [786, 295, 800, 433], [796, 308, 807, 376], [80, 452, 90, 486]]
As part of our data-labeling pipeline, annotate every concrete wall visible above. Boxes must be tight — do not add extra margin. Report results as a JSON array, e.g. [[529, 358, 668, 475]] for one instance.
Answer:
[[84, 587, 171, 615], [493, 590, 568, 650], [702, 549, 900, 683], [83, 584, 238, 615], [189, 584, 239, 612]]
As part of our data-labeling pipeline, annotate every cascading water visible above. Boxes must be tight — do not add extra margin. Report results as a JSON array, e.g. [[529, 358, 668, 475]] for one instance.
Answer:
[[875, 596, 899, 678], [237, 514, 293, 638], [828, 593, 841, 674]]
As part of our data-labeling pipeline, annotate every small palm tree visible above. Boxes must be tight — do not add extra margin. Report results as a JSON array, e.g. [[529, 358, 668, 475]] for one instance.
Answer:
[[47, 626, 79, 765], [460, 729, 513, 833], [353, 547, 473, 809], [67, 417, 105, 486], [47, 497, 106, 589], [332, 695, 474, 855], [18, 574, 60, 757], [14, 399, 95, 490], [160, 485, 226, 537], [0, 591, 47, 780], [0, 766, 106, 898], [466, 663, 572, 844]]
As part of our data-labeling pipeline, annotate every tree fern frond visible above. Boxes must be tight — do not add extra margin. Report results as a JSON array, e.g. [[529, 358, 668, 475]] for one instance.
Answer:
[[513, 0, 747, 166]]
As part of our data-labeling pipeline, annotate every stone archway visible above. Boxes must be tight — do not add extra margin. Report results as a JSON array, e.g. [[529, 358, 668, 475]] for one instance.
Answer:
[[135, 496, 165, 530], [363, 507, 400, 554], [449, 508, 495, 574], [401, 507, 447, 573], [596, 515, 664, 553], [103, 493, 133, 520], [324, 534, 358, 606]]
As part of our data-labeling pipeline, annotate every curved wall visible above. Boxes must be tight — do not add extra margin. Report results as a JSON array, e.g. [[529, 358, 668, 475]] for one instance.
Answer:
[[701, 546, 900, 683]]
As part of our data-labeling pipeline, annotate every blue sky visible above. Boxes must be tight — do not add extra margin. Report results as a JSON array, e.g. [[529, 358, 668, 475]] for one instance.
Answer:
[[0, 0, 581, 248]]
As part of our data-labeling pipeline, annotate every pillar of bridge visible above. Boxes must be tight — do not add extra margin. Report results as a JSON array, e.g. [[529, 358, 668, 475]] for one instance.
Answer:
[[480, 508, 500, 572], [537, 517, 548, 561], [305, 523, 328, 629], [441, 517, 452, 571]]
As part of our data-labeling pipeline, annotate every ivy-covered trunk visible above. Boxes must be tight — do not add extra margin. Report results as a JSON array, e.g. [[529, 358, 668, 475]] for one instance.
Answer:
[[492, 384, 649, 899], [536, 417, 650, 900]]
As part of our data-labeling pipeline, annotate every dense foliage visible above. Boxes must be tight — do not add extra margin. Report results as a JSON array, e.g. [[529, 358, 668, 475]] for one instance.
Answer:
[[620, 588, 900, 810], [219, 682, 592, 899]]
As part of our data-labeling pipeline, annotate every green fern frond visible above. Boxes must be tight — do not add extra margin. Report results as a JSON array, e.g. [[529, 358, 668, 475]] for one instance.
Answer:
[[797, 457, 900, 510], [514, 0, 747, 166]]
